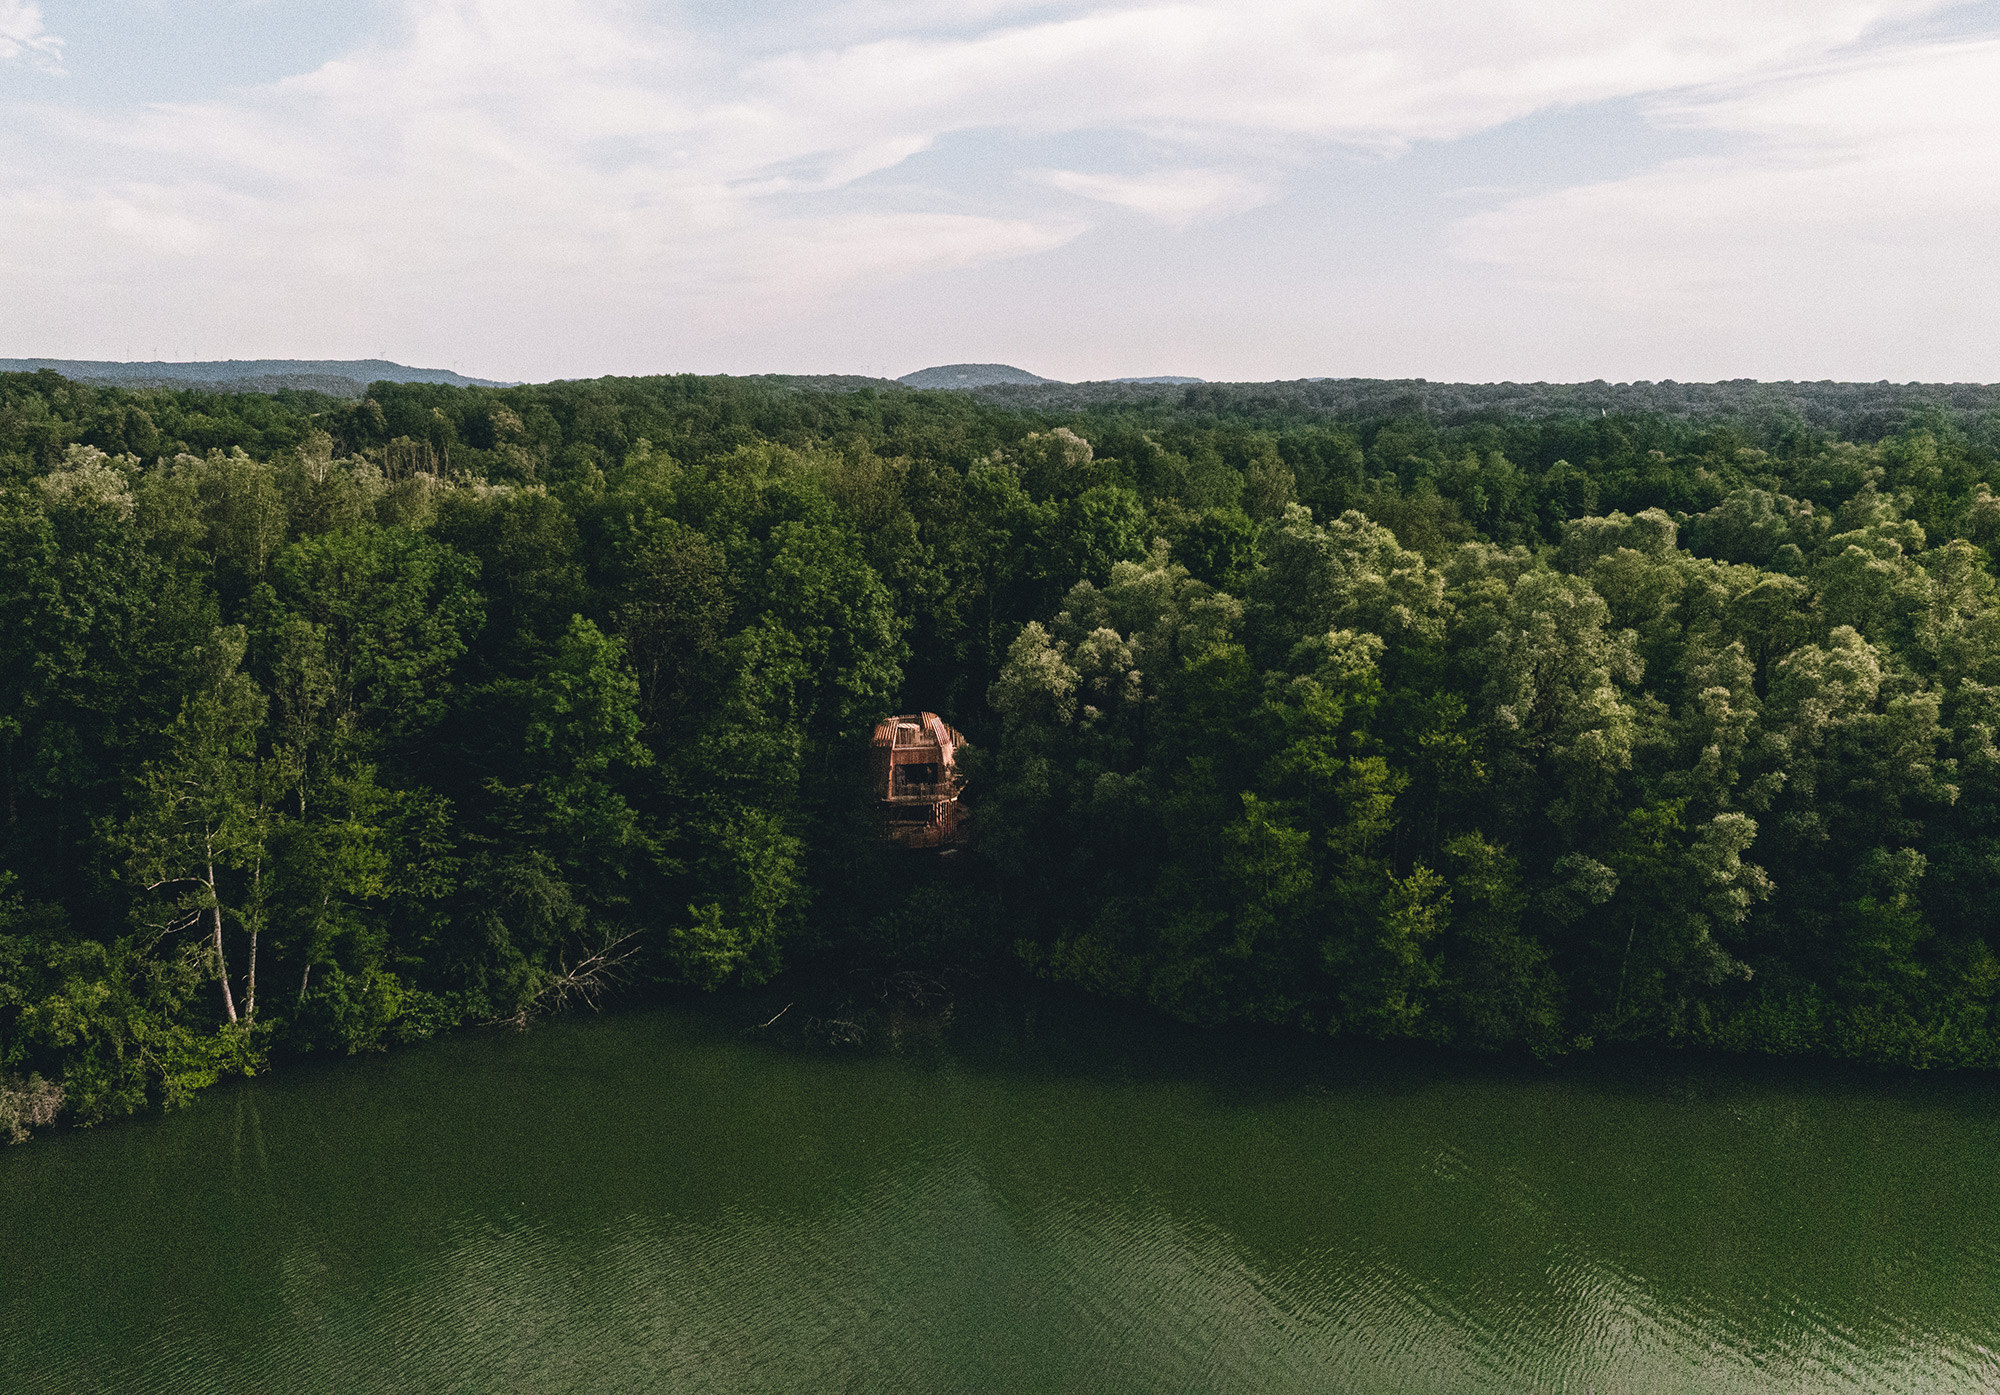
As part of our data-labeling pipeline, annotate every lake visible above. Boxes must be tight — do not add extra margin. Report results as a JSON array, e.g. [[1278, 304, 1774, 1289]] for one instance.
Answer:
[[2, 995, 1996, 1392]]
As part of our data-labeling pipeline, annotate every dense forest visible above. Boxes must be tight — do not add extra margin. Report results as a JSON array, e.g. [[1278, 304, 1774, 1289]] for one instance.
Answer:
[[6, 367, 2000, 1140]]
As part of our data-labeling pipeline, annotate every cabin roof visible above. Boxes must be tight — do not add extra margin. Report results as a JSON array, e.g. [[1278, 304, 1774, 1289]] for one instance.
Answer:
[[871, 711, 964, 752]]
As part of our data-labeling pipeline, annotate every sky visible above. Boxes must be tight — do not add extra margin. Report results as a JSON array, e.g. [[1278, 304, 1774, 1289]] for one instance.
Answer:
[[2, 0, 1998, 385]]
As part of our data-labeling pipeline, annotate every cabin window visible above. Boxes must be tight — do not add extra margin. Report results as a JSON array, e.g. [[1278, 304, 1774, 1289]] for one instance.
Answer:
[[894, 763, 941, 790]]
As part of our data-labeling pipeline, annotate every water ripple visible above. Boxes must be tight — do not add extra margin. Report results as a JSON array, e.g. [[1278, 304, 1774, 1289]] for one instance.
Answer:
[[3, 1005, 1997, 1393]]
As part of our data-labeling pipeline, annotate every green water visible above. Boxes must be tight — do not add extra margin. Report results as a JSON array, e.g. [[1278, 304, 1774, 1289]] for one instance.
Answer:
[[3, 999, 1996, 1393]]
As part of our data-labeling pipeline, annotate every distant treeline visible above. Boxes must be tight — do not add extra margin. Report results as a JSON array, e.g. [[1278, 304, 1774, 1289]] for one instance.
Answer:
[[0, 360, 509, 402], [5, 368, 2000, 1139], [61, 374, 380, 399], [971, 376, 2000, 441]]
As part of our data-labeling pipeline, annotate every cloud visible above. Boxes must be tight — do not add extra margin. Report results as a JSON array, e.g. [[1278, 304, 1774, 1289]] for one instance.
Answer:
[[0, 0, 1097, 370], [0, 0, 1982, 378], [741, 0, 1945, 151], [1038, 167, 1270, 225], [1450, 37, 2000, 377], [0, 0, 61, 70]]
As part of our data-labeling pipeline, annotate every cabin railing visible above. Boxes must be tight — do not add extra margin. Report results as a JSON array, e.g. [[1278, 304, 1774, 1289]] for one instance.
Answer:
[[884, 778, 961, 803]]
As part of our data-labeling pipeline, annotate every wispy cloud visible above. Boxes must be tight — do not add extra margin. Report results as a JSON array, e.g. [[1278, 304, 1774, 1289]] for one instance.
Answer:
[[1038, 167, 1270, 226], [0, 0, 62, 70], [742, 0, 1942, 149], [1451, 36, 2000, 376]]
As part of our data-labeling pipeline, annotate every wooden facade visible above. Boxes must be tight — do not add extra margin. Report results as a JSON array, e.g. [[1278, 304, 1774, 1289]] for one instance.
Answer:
[[870, 712, 968, 849]]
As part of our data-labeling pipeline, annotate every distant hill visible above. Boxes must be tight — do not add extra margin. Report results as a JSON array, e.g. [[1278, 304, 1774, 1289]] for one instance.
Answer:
[[1108, 375, 1204, 384], [897, 363, 1059, 389], [0, 358, 510, 398]]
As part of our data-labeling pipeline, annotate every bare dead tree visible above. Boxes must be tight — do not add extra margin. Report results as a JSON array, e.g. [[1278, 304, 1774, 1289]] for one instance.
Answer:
[[492, 932, 646, 1029], [751, 1003, 793, 1031], [1, 1074, 65, 1144], [806, 1015, 868, 1047]]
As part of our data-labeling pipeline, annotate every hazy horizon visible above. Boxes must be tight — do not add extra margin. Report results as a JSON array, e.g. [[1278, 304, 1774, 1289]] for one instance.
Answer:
[[17, 355, 2000, 392]]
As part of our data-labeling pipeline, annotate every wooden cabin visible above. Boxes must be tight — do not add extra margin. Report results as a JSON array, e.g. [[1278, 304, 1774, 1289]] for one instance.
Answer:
[[870, 712, 968, 849]]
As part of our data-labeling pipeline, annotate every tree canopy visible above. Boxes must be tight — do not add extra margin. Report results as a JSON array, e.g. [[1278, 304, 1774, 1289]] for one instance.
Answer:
[[7, 368, 2000, 1138]]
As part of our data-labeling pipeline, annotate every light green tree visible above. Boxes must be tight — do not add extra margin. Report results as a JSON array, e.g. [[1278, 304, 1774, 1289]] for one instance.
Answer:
[[121, 627, 277, 1025]]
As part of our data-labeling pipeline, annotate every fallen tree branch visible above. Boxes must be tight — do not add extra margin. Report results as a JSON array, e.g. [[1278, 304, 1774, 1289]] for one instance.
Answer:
[[534, 931, 645, 1016]]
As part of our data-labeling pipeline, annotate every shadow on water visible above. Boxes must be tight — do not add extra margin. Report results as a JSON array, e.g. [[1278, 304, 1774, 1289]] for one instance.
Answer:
[[4, 989, 1998, 1393]]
